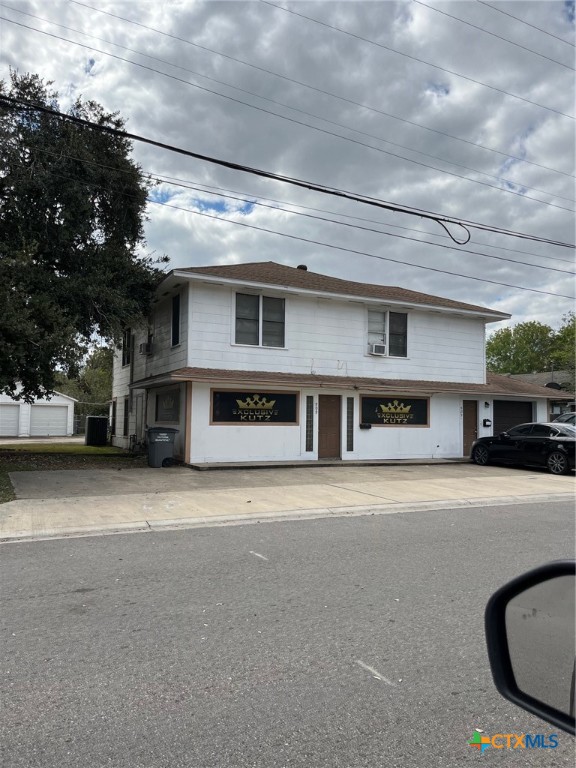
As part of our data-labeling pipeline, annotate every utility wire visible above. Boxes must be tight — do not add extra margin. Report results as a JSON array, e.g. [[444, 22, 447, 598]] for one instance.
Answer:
[[150, 198, 576, 300], [477, 0, 576, 47], [149, 178, 575, 275], [261, 0, 575, 120], [14, 151, 571, 299], [6, 140, 574, 301], [3, 9, 572, 209], [2, 94, 573, 250], [9, 141, 576, 270], [412, 0, 574, 70], [153, 173, 576, 265], [67, 0, 573, 179]]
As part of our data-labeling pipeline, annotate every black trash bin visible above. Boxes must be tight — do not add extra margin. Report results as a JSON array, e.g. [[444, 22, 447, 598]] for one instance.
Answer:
[[85, 416, 109, 446], [147, 427, 179, 467]]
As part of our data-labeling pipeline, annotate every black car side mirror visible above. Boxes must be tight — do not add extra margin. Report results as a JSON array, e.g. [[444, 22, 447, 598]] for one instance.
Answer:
[[499, 432, 510, 439], [485, 561, 575, 735]]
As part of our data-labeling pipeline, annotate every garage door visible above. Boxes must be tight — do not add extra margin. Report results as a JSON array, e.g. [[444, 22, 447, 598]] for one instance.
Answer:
[[0, 405, 20, 436], [493, 400, 533, 435], [30, 405, 68, 436]]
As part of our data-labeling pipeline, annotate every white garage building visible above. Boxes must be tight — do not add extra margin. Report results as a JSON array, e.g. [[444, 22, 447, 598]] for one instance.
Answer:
[[0, 389, 76, 437]]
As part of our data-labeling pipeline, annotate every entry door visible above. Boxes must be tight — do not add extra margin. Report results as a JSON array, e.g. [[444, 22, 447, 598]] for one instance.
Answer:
[[462, 400, 478, 456], [318, 395, 341, 459]]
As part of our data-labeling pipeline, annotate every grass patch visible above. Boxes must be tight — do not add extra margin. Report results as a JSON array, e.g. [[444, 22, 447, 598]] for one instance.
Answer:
[[0, 448, 149, 503], [0, 469, 16, 503], [0, 443, 125, 456], [0, 451, 148, 484]]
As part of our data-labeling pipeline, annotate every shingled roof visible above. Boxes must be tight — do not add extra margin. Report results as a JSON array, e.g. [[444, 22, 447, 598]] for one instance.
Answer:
[[174, 261, 508, 318], [133, 368, 571, 399]]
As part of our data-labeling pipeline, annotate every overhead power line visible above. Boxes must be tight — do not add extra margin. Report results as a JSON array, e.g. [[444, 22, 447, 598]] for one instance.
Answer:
[[150, 198, 576, 300], [152, 174, 576, 266], [412, 0, 574, 70], [66, 0, 573, 179], [3, 10, 572, 210], [9, 140, 576, 272], [2, 94, 573, 251], [152, 180, 575, 275], [6, 144, 574, 300], [260, 0, 575, 120], [477, 0, 576, 47]]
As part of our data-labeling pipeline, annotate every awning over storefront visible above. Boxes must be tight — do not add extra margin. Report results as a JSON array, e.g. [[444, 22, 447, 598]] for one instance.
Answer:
[[130, 367, 572, 401]]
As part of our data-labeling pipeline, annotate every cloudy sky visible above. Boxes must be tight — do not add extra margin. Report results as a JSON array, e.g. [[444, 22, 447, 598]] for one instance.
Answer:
[[1, 0, 574, 331]]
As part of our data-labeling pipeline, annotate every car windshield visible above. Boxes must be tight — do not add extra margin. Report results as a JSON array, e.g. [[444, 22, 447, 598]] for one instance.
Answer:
[[555, 424, 576, 437]]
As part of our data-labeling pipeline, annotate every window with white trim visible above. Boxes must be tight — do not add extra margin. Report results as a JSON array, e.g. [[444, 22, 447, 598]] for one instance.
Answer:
[[235, 293, 285, 347], [367, 310, 408, 357]]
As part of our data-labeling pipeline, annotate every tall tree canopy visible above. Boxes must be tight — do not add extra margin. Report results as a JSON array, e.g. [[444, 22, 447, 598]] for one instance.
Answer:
[[0, 72, 166, 402], [487, 315, 576, 385], [551, 313, 576, 388], [55, 346, 113, 420]]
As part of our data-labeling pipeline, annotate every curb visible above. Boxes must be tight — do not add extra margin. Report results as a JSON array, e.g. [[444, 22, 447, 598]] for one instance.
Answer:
[[1, 492, 573, 543]]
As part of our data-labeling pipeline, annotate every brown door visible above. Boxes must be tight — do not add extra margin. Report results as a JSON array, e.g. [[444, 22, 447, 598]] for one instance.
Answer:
[[463, 400, 478, 456], [318, 395, 341, 459]]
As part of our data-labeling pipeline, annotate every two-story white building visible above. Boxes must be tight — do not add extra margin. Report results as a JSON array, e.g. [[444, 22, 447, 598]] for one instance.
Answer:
[[111, 261, 561, 465]]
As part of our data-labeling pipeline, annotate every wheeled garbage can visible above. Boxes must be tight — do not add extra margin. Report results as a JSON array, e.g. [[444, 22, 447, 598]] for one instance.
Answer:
[[147, 427, 179, 468]]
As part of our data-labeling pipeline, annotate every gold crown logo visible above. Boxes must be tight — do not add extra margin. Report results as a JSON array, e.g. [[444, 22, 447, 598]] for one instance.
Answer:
[[162, 396, 175, 409], [380, 400, 412, 414], [235, 394, 276, 410]]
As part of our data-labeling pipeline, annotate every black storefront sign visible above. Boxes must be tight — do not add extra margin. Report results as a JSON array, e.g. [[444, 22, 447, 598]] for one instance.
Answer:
[[361, 396, 429, 427], [212, 391, 299, 424], [156, 389, 180, 422]]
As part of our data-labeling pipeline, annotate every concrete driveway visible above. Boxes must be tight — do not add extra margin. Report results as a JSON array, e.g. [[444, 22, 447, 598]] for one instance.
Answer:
[[10, 462, 502, 499], [2, 462, 574, 541]]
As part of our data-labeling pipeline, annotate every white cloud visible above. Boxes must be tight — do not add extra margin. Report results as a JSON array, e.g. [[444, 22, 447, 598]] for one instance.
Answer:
[[1, 0, 574, 326]]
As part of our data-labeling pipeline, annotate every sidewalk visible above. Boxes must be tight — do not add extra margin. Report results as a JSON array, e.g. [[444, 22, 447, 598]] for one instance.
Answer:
[[1, 463, 574, 541]]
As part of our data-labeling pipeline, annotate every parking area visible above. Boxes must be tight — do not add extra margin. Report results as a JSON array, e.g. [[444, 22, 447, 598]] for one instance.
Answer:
[[7, 461, 574, 501]]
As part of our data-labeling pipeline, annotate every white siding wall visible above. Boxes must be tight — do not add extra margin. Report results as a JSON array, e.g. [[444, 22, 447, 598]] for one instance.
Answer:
[[109, 279, 557, 460], [185, 284, 487, 383], [111, 288, 190, 445], [189, 386, 471, 463], [189, 384, 302, 463], [350, 394, 463, 459], [112, 281, 487, 394]]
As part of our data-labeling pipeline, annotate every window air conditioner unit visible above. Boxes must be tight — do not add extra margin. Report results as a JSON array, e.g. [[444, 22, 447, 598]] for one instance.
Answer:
[[139, 342, 153, 355], [369, 343, 387, 356]]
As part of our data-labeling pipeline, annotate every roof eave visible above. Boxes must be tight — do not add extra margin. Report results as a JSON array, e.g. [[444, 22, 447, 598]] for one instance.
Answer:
[[167, 270, 509, 321]]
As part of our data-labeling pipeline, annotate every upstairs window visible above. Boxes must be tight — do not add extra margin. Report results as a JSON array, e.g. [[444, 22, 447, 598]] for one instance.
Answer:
[[367, 310, 407, 357], [172, 293, 181, 346], [121, 328, 132, 366], [389, 312, 408, 357], [235, 294, 285, 347]]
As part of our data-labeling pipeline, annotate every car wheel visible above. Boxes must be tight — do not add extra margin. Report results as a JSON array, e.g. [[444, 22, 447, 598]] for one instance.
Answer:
[[472, 445, 490, 466], [547, 451, 569, 475]]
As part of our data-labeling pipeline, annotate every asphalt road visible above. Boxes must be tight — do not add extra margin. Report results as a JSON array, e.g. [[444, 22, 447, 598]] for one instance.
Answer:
[[1, 501, 574, 768]]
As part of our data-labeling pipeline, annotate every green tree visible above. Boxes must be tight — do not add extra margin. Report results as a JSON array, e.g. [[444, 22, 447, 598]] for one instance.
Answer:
[[56, 346, 113, 421], [486, 321, 556, 373], [551, 312, 576, 389], [0, 71, 166, 402]]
